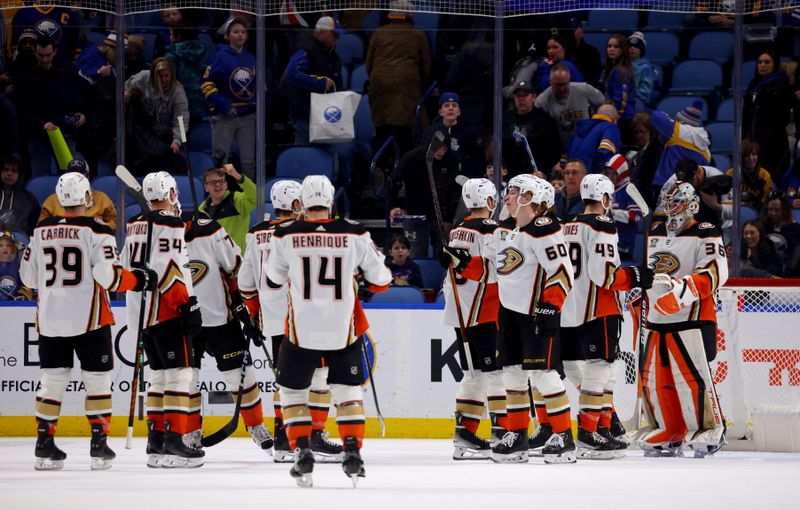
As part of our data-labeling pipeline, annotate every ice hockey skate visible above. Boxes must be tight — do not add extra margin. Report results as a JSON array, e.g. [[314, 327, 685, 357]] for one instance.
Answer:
[[610, 410, 629, 445], [272, 423, 294, 463], [311, 429, 343, 462], [146, 421, 165, 468], [488, 412, 506, 447], [89, 424, 115, 470], [162, 423, 204, 468], [182, 429, 202, 449], [542, 430, 577, 464], [453, 412, 491, 460], [341, 437, 366, 487], [290, 437, 315, 488], [34, 424, 66, 471], [576, 427, 617, 460], [687, 428, 726, 458], [491, 430, 529, 463], [247, 424, 274, 453], [597, 426, 627, 458], [641, 440, 685, 458], [528, 423, 552, 457]]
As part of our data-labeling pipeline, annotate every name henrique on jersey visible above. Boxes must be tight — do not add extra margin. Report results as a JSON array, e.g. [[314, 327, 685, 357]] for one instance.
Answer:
[[186, 218, 242, 328], [20, 216, 130, 337], [122, 211, 193, 328], [561, 213, 627, 327], [238, 218, 291, 336], [443, 217, 499, 327], [645, 221, 728, 325], [266, 219, 392, 351]]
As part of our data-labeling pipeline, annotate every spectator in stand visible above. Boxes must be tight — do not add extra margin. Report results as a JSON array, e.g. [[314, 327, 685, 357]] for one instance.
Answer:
[[501, 80, 562, 177], [0, 91, 20, 159], [366, 0, 431, 155], [0, 230, 23, 301], [422, 93, 485, 178], [385, 234, 424, 288], [628, 31, 656, 110], [201, 17, 256, 179], [0, 156, 40, 236], [600, 33, 636, 134], [743, 51, 792, 179], [555, 158, 587, 221], [503, 36, 539, 99], [158, 5, 184, 48], [602, 154, 641, 259], [762, 192, 800, 276], [75, 31, 122, 87], [12, 5, 79, 64], [124, 35, 149, 79], [626, 112, 662, 209], [7, 29, 38, 80], [13, 36, 88, 178], [570, 17, 602, 88], [726, 139, 774, 212], [567, 103, 621, 174], [38, 159, 117, 229], [165, 21, 209, 128], [536, 64, 605, 149], [282, 16, 344, 144], [197, 163, 256, 253], [740, 220, 783, 278], [532, 32, 584, 94]]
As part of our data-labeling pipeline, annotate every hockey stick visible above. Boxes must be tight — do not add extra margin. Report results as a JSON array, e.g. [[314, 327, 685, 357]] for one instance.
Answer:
[[512, 129, 538, 173], [116, 165, 154, 449], [426, 131, 476, 377], [177, 116, 199, 217], [361, 334, 386, 437]]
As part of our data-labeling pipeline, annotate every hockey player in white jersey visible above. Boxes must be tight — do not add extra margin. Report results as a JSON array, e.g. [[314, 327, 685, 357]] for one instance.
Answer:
[[560, 174, 654, 459], [266, 175, 392, 487], [640, 181, 728, 457], [443, 174, 576, 464], [439, 178, 504, 460], [121, 171, 204, 468], [20, 172, 157, 470]]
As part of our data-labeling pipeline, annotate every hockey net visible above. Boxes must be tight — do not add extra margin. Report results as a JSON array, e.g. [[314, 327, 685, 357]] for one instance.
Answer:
[[614, 279, 800, 451]]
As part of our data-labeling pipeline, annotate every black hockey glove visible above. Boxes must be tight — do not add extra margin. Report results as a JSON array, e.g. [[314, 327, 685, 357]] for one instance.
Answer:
[[533, 302, 560, 339], [233, 299, 264, 347], [439, 246, 470, 273], [131, 267, 158, 292], [179, 296, 203, 338], [627, 266, 655, 290]]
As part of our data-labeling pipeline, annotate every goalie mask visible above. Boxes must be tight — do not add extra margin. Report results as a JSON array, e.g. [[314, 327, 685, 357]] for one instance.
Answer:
[[580, 173, 614, 210], [462, 178, 497, 212], [270, 180, 302, 212], [56, 172, 93, 208], [301, 174, 335, 210], [665, 181, 700, 233], [143, 171, 179, 207]]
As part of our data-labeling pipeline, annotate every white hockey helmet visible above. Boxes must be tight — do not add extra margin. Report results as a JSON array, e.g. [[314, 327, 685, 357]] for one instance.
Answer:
[[536, 177, 555, 208], [462, 178, 497, 211], [665, 181, 700, 232], [580, 173, 615, 204], [301, 174, 335, 210], [270, 179, 303, 211], [143, 171, 179, 205], [508, 174, 544, 203], [56, 172, 92, 207]]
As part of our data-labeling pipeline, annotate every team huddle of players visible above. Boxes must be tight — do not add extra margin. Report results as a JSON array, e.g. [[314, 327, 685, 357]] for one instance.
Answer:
[[440, 170, 727, 463]]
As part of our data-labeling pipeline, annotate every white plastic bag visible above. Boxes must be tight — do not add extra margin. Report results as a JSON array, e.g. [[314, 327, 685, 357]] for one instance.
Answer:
[[309, 90, 361, 143]]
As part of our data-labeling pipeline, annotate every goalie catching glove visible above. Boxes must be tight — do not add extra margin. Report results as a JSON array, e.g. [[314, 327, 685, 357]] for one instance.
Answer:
[[652, 274, 699, 315], [131, 267, 158, 292], [179, 296, 203, 337], [533, 302, 560, 339], [439, 246, 471, 273]]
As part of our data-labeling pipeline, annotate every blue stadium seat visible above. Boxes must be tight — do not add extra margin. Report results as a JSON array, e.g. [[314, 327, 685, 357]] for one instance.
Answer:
[[188, 122, 213, 154], [412, 12, 439, 56], [716, 98, 735, 122], [173, 176, 204, 212], [656, 96, 709, 122], [124, 203, 142, 221], [351, 65, 368, 93], [85, 31, 106, 47], [370, 286, 425, 304], [198, 33, 219, 59], [583, 32, 609, 61], [354, 95, 374, 149], [642, 31, 679, 65], [711, 153, 731, 171], [730, 60, 757, 95], [91, 176, 120, 205], [668, 60, 722, 95], [360, 10, 381, 32], [688, 32, 734, 65], [131, 33, 159, 61], [276, 147, 334, 180], [706, 122, 734, 155], [249, 203, 276, 227], [25, 176, 60, 204], [645, 11, 687, 30], [740, 206, 758, 224], [341, 64, 350, 90], [587, 10, 638, 32], [188, 151, 215, 173], [336, 34, 364, 67], [793, 209, 800, 225], [416, 259, 445, 289]]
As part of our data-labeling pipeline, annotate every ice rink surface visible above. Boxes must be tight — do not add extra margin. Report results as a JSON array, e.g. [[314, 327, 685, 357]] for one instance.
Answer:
[[2, 437, 799, 510]]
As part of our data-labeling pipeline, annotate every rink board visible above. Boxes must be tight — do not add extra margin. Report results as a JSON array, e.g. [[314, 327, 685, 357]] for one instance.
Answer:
[[1, 301, 800, 438]]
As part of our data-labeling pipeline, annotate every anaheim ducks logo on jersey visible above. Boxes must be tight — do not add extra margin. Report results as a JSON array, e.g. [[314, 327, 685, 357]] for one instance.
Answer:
[[186, 260, 209, 285], [651, 251, 681, 275], [497, 247, 525, 275]]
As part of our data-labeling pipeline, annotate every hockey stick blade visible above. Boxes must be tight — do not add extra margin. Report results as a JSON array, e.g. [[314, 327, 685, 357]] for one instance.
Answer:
[[115, 165, 150, 213], [455, 175, 468, 186], [625, 182, 650, 218], [426, 130, 446, 163], [201, 351, 249, 447], [177, 115, 187, 144]]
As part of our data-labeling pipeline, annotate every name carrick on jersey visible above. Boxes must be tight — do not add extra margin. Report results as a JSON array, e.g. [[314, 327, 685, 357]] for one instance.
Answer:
[[561, 213, 628, 327], [20, 216, 136, 337], [121, 211, 193, 328], [266, 218, 391, 350], [645, 221, 728, 326], [186, 218, 242, 328], [238, 218, 291, 336], [443, 217, 499, 327], [475, 215, 574, 315]]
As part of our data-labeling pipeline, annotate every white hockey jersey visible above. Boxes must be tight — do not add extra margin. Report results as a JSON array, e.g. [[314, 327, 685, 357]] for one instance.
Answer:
[[266, 218, 391, 350], [121, 210, 193, 328], [20, 216, 137, 337], [645, 221, 728, 326], [477, 215, 574, 315], [238, 218, 291, 336], [186, 218, 242, 328], [443, 217, 499, 327]]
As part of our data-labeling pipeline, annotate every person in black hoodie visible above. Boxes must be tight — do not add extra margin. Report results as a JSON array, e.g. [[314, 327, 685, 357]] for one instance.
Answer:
[[0, 155, 40, 235]]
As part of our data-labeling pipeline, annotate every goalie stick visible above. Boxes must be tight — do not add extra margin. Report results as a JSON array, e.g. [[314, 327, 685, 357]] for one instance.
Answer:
[[116, 165, 154, 449]]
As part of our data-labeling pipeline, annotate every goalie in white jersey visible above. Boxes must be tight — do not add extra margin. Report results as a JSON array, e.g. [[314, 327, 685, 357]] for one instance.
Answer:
[[560, 174, 654, 459], [640, 181, 728, 458], [444, 174, 576, 464], [20, 172, 156, 471], [266, 175, 392, 487]]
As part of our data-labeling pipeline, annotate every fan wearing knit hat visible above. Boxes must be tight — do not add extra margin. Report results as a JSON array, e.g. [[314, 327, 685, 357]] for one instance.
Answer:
[[628, 31, 657, 108], [650, 99, 711, 190], [675, 100, 705, 128], [601, 154, 642, 258]]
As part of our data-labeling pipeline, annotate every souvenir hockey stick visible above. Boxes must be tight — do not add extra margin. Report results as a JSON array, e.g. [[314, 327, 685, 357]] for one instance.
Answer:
[[177, 116, 200, 216], [512, 128, 538, 173], [426, 131, 476, 376], [116, 165, 154, 449]]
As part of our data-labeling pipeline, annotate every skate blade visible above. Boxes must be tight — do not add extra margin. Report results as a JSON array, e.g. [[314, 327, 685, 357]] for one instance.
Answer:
[[162, 455, 204, 468], [313, 451, 344, 463], [641, 447, 684, 458], [527, 448, 544, 457], [350, 474, 361, 488], [453, 446, 492, 460], [90, 457, 114, 470], [273, 450, 295, 463], [293, 473, 313, 488], [147, 454, 164, 468], [576, 447, 615, 460], [543, 450, 577, 464], [490, 451, 528, 464], [34, 458, 64, 471]]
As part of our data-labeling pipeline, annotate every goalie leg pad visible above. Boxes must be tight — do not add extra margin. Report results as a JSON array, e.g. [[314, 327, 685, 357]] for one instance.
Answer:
[[36, 368, 71, 434], [82, 371, 112, 434], [641, 331, 688, 444]]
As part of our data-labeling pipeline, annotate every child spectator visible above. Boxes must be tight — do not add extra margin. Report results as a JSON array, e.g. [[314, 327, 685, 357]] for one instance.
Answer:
[[0, 230, 22, 300], [628, 32, 656, 109], [385, 234, 424, 288]]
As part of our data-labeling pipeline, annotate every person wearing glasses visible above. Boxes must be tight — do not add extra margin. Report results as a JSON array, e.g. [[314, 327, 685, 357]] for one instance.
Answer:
[[198, 162, 256, 253]]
